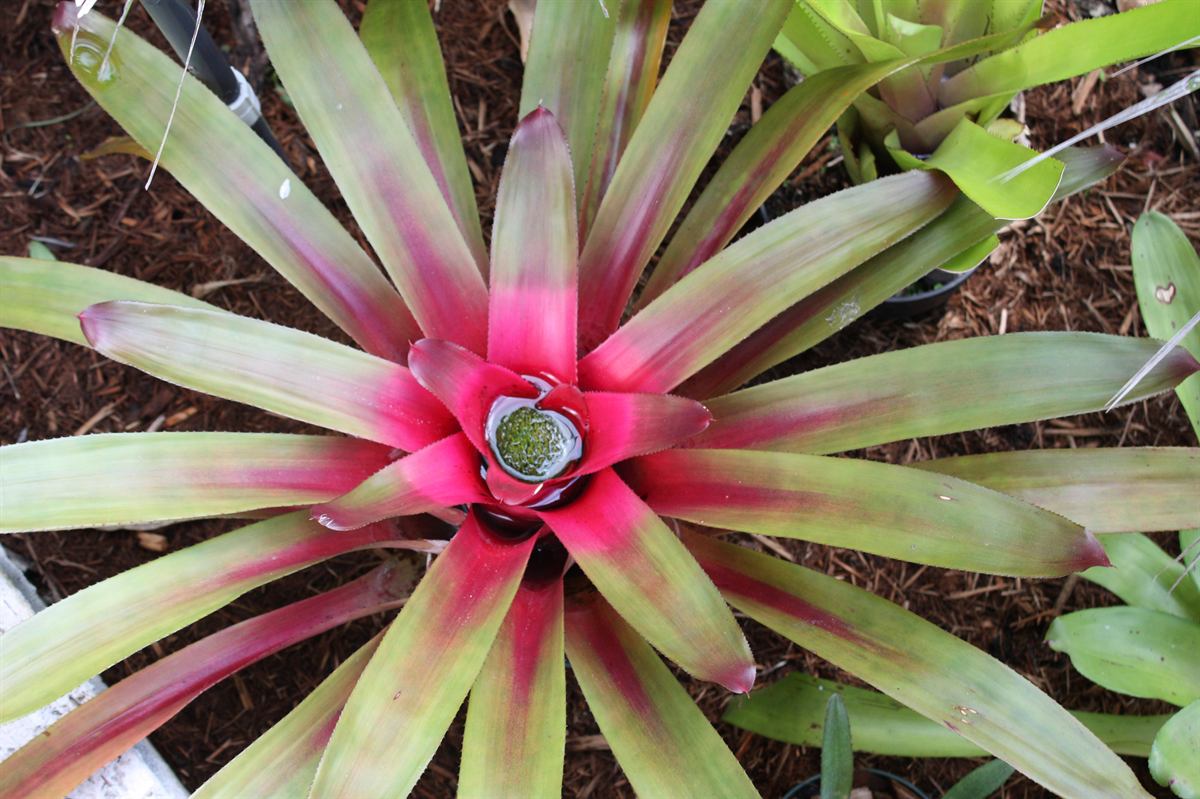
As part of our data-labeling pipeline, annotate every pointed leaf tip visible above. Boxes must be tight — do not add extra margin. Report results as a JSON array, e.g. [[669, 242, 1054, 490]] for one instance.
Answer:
[[51, 1, 77, 35], [723, 663, 757, 695], [1080, 530, 1112, 571]]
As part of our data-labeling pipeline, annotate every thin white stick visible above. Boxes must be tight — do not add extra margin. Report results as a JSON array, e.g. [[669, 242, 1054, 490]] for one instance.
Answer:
[[99, 0, 136, 80], [146, 0, 205, 190], [1109, 34, 1200, 79], [997, 69, 1200, 185], [1104, 308, 1200, 412]]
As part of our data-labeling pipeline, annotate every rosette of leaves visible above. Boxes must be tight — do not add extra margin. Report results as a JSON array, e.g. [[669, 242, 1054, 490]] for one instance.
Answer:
[[1, 2, 1199, 798], [773, 0, 1198, 214], [1046, 212, 1200, 799]]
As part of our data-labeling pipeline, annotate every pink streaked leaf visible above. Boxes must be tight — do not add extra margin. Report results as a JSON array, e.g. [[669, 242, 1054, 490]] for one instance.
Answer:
[[563, 592, 760, 798], [623, 449, 1106, 577], [695, 333, 1200, 454], [0, 511, 434, 724], [576, 390, 711, 474], [460, 578, 566, 799], [79, 302, 454, 450], [193, 635, 381, 799], [53, 10, 417, 361], [0, 563, 412, 799], [0, 432, 394, 534], [683, 532, 1152, 799], [579, 0, 671, 236], [488, 107, 578, 382], [537, 468, 753, 692], [252, 0, 489, 351], [360, 0, 488, 273], [576, 0, 792, 350], [578, 171, 956, 393], [407, 338, 536, 453], [310, 513, 535, 797], [639, 60, 908, 306], [311, 433, 488, 531]]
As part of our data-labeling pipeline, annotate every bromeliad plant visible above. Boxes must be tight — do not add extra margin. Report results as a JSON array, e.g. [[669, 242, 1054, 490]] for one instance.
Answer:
[[1, 1, 1200, 797], [773, 0, 1198, 199], [1046, 212, 1200, 799]]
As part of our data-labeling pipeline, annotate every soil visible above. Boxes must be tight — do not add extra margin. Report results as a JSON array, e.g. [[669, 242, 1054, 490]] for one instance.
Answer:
[[2, 0, 1198, 797]]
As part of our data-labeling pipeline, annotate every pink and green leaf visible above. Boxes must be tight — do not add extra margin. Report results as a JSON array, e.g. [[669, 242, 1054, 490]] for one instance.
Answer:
[[0, 512, 431, 723], [252, 0, 489, 351], [537, 468, 754, 692], [310, 433, 489, 531], [192, 635, 381, 799], [309, 514, 534, 798], [1047, 607, 1200, 706], [576, 391, 711, 474], [625, 450, 1103, 576], [518, 0, 618, 197], [360, 0, 488, 272], [680, 146, 1126, 398], [578, 170, 956, 393], [724, 673, 1169, 759], [79, 302, 455, 450], [459, 578, 566, 799], [914, 447, 1200, 535], [407, 337, 536, 453], [0, 563, 412, 799], [0, 256, 213, 346], [488, 107, 578, 382], [0, 432, 393, 533], [576, 0, 793, 349], [579, 0, 671, 235], [697, 333, 1200, 453], [684, 533, 1152, 799], [563, 592, 760, 799], [53, 8, 418, 361], [640, 59, 910, 305]]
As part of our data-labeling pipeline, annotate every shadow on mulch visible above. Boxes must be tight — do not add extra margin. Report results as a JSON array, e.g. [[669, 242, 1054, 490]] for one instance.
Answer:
[[1, 0, 1197, 796]]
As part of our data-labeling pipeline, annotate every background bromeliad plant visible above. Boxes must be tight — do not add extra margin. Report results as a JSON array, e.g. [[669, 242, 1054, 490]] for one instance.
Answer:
[[1, 1, 1199, 797]]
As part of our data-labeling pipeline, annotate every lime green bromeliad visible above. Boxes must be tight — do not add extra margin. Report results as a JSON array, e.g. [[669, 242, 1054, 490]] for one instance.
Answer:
[[1, 1, 1198, 797]]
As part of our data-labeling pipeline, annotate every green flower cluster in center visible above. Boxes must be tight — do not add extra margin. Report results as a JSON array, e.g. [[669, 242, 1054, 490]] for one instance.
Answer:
[[494, 406, 570, 480]]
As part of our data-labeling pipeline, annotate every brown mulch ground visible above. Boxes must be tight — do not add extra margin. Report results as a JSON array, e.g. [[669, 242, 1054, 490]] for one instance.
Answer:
[[2, 0, 1198, 797]]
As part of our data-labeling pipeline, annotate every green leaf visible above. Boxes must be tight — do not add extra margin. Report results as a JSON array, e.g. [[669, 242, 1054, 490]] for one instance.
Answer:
[[360, 0, 487, 272], [940, 0, 1200, 108], [563, 592, 760, 799], [518, 0, 617, 199], [309, 515, 534, 797], [1150, 701, 1200, 799], [1047, 607, 1200, 706], [886, 118, 1064, 220], [914, 447, 1200, 536], [942, 760, 1015, 799], [579, 171, 956, 393], [626, 450, 1103, 577], [1082, 534, 1200, 622], [459, 580, 566, 799], [26, 241, 56, 261], [773, 1, 859, 75], [0, 432, 392, 533], [679, 146, 1126, 398], [0, 512, 416, 723], [0, 256, 213, 346], [54, 10, 417, 360], [698, 333, 1199, 454], [78, 302, 455, 451], [685, 533, 1152, 799], [252, 0, 489, 351], [723, 673, 1169, 758], [576, 0, 792, 348], [1133, 211, 1200, 433], [820, 695, 853, 799], [193, 635, 381, 799]]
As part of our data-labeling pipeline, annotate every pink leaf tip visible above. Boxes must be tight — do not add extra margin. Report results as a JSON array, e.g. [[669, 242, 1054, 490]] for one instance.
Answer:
[[1076, 529, 1111, 571], [52, 1, 78, 35], [719, 663, 757, 695]]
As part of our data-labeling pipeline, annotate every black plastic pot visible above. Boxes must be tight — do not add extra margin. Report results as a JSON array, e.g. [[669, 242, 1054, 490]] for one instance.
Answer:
[[783, 766, 932, 799], [875, 266, 978, 320]]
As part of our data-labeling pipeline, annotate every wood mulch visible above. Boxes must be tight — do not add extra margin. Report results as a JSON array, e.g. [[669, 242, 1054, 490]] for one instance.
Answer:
[[1, 0, 1197, 796]]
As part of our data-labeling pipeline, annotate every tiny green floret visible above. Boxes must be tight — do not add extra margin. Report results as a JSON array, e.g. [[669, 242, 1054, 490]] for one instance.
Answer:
[[494, 406, 570, 481]]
